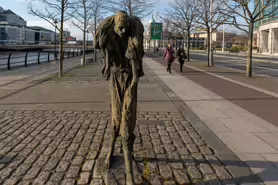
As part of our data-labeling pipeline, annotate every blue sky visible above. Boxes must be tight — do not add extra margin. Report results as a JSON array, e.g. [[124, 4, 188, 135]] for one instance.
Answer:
[[1, 0, 170, 39], [1, 0, 243, 39]]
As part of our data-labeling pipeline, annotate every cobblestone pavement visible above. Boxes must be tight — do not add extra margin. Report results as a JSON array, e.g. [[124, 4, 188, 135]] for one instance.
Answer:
[[0, 110, 237, 185], [0, 61, 260, 185]]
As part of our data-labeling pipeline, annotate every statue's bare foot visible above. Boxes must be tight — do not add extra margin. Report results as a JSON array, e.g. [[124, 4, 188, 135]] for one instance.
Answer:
[[138, 69, 144, 77], [105, 153, 112, 169], [126, 174, 135, 185], [103, 70, 111, 81]]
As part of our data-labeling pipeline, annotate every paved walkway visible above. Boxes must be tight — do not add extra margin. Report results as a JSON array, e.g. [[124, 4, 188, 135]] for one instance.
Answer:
[[0, 59, 261, 184], [146, 53, 278, 185], [0, 54, 94, 102]]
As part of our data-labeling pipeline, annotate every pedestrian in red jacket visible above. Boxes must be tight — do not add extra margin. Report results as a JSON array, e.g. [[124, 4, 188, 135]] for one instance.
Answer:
[[163, 44, 175, 73]]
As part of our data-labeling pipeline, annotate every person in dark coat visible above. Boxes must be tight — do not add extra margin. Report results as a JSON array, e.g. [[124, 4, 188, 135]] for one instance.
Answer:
[[163, 44, 175, 73], [177, 45, 186, 72]]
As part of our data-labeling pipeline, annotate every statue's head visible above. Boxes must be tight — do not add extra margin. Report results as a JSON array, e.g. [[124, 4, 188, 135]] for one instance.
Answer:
[[114, 11, 130, 37]]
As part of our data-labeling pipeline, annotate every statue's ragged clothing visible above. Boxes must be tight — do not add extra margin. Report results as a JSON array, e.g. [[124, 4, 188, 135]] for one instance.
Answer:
[[94, 11, 144, 185]]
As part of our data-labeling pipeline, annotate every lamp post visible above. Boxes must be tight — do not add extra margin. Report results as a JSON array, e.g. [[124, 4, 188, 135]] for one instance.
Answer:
[[54, 19, 58, 60]]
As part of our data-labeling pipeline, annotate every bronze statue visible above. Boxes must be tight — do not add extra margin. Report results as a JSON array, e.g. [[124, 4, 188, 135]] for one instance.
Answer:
[[94, 11, 144, 185]]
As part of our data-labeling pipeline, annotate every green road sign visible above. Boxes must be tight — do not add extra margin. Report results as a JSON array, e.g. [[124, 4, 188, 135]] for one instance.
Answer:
[[151, 22, 163, 40]]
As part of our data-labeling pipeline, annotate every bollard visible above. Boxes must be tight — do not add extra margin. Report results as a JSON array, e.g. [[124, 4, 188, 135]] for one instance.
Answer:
[[77, 49, 78, 56], [48, 52, 50, 62], [38, 51, 41, 64], [7, 53, 12, 70], [73, 49, 75, 57], [25, 52, 28, 67], [68, 49, 70, 58]]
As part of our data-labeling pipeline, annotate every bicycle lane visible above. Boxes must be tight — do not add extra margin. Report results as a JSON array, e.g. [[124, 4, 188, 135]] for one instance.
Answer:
[[145, 53, 278, 185]]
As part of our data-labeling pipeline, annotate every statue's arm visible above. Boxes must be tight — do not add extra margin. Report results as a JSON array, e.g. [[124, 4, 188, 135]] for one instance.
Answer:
[[126, 37, 139, 87], [98, 30, 112, 80], [94, 16, 114, 80], [103, 48, 111, 80], [128, 18, 145, 77]]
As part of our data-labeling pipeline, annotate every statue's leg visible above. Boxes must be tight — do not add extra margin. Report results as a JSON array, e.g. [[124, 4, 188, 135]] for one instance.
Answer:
[[120, 77, 138, 185], [105, 73, 122, 169]]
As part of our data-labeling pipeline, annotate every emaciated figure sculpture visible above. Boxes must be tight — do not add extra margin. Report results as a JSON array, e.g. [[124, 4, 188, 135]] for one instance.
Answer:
[[94, 11, 144, 185]]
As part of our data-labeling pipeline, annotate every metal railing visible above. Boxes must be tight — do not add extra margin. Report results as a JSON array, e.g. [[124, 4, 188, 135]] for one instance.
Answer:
[[0, 49, 94, 70]]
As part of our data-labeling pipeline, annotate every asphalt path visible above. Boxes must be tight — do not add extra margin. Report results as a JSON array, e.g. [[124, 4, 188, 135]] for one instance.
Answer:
[[191, 52, 278, 78]]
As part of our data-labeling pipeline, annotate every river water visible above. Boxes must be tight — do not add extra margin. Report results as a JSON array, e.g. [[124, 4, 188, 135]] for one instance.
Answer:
[[0, 49, 81, 69]]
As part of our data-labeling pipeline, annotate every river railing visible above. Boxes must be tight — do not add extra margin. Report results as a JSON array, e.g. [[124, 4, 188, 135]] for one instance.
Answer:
[[0, 49, 94, 70]]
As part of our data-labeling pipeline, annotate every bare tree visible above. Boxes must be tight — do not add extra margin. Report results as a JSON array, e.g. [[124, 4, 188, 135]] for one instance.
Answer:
[[158, 15, 173, 48], [221, 0, 278, 77], [162, 0, 198, 61], [87, 0, 106, 62], [69, 0, 93, 66], [70, 0, 105, 66], [28, 0, 73, 77], [195, 0, 229, 66], [106, 0, 156, 18]]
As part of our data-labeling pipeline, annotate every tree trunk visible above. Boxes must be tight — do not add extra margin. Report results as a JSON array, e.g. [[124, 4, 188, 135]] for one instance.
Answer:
[[59, 0, 65, 77], [246, 23, 254, 77], [82, 29, 86, 66], [187, 31, 190, 62], [128, 0, 132, 16], [206, 30, 210, 66], [175, 37, 178, 56], [82, 1, 87, 67], [94, 15, 97, 62]]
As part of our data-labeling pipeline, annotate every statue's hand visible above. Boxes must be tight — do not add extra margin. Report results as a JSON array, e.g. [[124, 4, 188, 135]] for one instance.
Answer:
[[99, 32, 107, 47]]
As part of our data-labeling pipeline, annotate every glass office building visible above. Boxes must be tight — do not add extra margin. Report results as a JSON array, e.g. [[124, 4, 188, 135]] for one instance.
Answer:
[[254, 0, 278, 55]]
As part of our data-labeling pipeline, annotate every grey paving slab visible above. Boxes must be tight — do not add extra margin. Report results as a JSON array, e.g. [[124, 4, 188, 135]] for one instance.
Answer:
[[0, 103, 110, 111], [137, 102, 179, 112], [0, 83, 109, 104], [138, 84, 171, 101]]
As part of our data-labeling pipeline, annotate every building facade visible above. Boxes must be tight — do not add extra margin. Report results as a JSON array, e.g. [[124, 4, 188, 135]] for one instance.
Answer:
[[0, 24, 21, 44], [254, 0, 278, 55], [24, 27, 36, 44], [0, 6, 25, 44], [192, 31, 235, 48], [0, 6, 62, 45], [22, 26, 56, 44]]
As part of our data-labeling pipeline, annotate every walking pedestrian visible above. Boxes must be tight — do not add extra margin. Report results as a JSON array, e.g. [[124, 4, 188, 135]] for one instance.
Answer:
[[163, 44, 175, 73], [177, 45, 186, 72]]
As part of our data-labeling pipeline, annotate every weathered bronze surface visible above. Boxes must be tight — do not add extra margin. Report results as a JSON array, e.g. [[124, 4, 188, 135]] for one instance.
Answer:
[[94, 11, 144, 185]]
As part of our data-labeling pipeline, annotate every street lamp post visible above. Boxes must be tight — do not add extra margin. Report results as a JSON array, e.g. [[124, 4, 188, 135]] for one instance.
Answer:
[[54, 19, 58, 60]]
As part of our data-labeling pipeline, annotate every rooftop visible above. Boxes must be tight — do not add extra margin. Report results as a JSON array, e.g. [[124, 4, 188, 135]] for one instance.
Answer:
[[0, 8, 25, 21], [28, 26, 54, 33]]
